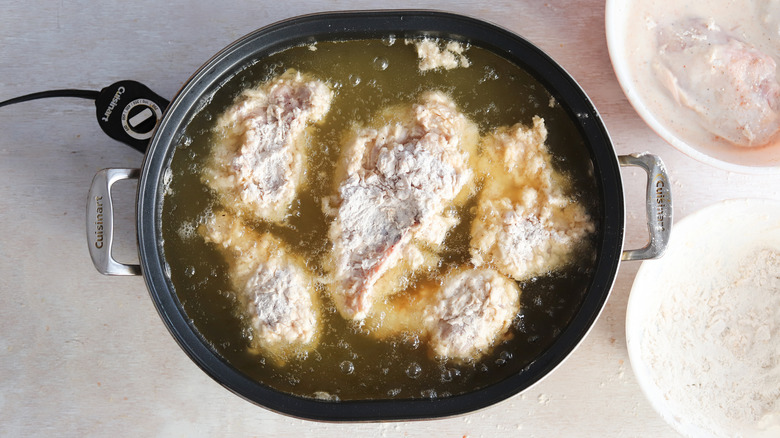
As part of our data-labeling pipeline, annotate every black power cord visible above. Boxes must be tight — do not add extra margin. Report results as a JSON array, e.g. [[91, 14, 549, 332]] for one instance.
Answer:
[[0, 89, 100, 108], [0, 81, 169, 153]]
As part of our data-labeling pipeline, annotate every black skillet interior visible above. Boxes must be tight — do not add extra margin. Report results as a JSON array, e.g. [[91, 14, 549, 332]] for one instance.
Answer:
[[137, 10, 624, 421]]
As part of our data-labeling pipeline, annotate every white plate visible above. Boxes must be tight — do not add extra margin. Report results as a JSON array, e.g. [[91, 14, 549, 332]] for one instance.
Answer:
[[626, 198, 780, 437]]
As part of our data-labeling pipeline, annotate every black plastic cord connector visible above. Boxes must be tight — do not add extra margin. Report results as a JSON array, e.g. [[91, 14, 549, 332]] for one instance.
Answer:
[[0, 81, 170, 153]]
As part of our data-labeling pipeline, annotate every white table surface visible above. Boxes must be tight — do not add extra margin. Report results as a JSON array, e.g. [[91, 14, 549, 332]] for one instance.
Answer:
[[1, 1, 777, 437]]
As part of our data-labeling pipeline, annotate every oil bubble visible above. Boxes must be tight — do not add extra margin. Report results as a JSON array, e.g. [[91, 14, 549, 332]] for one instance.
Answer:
[[185, 266, 195, 277], [387, 388, 401, 397], [406, 362, 422, 379], [421, 389, 437, 399], [407, 334, 421, 349], [514, 313, 526, 332], [348, 74, 361, 86], [372, 57, 389, 71], [479, 66, 499, 83], [440, 367, 461, 382], [177, 222, 196, 240], [382, 35, 396, 46], [340, 360, 355, 374]]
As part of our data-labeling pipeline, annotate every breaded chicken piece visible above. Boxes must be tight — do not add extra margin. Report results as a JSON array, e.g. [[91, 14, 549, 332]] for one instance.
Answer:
[[200, 211, 321, 364], [324, 91, 479, 321], [424, 268, 520, 360], [366, 267, 521, 361], [202, 69, 333, 223], [470, 116, 594, 281], [654, 19, 780, 146], [409, 38, 471, 71]]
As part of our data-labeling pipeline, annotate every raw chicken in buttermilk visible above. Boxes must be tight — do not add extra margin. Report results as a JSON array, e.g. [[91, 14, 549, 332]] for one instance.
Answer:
[[365, 267, 521, 362], [199, 210, 321, 364], [324, 91, 479, 321], [759, 0, 780, 42], [470, 116, 595, 281], [654, 19, 780, 147], [202, 69, 333, 223]]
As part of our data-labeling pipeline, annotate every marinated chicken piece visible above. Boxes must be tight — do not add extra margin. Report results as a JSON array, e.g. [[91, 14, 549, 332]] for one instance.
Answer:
[[202, 69, 333, 223], [325, 91, 479, 320], [759, 0, 780, 41], [470, 116, 594, 281], [200, 211, 321, 363], [653, 19, 780, 147], [366, 267, 521, 361]]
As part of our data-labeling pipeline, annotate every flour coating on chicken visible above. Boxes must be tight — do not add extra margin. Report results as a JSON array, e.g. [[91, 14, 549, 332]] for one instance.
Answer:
[[654, 19, 780, 147], [424, 268, 520, 360], [325, 91, 479, 320], [365, 267, 520, 361], [470, 116, 595, 281], [202, 69, 333, 223], [200, 211, 321, 363]]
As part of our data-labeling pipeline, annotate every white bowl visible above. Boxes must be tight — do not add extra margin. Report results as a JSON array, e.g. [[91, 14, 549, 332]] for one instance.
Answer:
[[605, 0, 780, 174], [626, 198, 780, 438]]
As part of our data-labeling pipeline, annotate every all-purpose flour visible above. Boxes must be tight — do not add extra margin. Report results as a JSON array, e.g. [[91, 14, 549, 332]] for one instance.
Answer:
[[641, 249, 780, 437]]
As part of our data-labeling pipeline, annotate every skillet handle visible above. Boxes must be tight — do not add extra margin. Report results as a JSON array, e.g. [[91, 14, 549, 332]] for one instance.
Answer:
[[619, 153, 672, 261], [86, 168, 142, 275]]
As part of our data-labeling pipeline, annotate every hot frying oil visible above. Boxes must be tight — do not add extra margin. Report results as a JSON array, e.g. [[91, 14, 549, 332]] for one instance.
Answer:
[[160, 39, 601, 400]]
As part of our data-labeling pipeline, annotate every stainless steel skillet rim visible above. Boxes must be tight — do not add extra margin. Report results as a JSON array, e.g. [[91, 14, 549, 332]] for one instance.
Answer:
[[86, 10, 669, 421]]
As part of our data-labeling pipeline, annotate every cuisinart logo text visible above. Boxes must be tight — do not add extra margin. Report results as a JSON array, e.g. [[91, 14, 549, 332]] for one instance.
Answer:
[[93, 196, 105, 249], [101, 86, 125, 122], [655, 176, 667, 231]]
